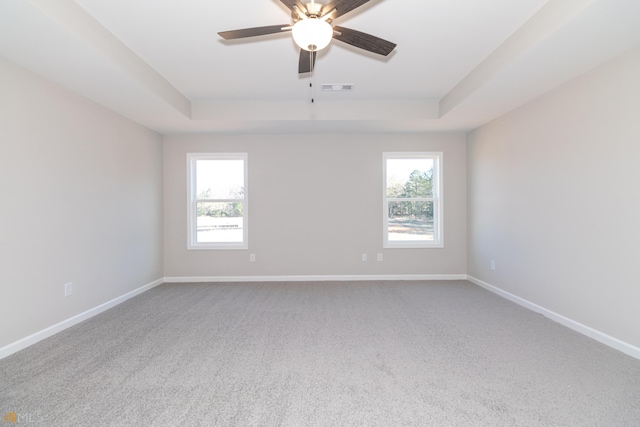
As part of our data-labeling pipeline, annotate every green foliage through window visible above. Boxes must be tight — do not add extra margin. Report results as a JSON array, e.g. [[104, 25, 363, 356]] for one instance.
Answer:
[[389, 169, 434, 219]]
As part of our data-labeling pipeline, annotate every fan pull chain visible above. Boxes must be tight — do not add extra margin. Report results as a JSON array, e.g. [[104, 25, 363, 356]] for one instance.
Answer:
[[310, 51, 315, 104]]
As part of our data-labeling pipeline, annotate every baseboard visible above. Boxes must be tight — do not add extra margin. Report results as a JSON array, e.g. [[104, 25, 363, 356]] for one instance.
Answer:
[[15, 275, 632, 362], [0, 278, 164, 360], [164, 274, 468, 283], [467, 275, 640, 360]]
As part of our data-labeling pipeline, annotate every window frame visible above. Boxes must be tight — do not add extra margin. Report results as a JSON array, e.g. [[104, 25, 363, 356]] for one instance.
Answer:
[[383, 152, 443, 249], [187, 153, 248, 250]]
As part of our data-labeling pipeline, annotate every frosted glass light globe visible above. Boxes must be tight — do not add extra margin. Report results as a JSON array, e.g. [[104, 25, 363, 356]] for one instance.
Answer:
[[292, 19, 333, 52]]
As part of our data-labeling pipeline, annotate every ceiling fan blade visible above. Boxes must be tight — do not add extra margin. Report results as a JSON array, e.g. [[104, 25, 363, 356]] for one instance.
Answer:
[[323, 0, 370, 19], [298, 49, 317, 73], [218, 25, 290, 40], [279, 0, 308, 13], [332, 26, 396, 56]]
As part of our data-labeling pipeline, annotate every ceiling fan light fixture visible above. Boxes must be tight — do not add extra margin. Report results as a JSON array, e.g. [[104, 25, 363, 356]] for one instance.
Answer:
[[292, 18, 333, 52]]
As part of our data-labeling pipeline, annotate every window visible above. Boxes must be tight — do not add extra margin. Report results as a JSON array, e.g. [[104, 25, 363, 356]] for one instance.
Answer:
[[187, 153, 248, 249], [383, 152, 442, 248]]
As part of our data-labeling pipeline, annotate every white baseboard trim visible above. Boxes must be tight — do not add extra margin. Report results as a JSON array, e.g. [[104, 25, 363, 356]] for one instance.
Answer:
[[0, 278, 164, 360], [164, 274, 468, 283], [467, 275, 640, 360]]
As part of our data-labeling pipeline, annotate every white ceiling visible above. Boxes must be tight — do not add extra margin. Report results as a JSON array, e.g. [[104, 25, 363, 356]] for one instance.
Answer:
[[1, 0, 639, 134]]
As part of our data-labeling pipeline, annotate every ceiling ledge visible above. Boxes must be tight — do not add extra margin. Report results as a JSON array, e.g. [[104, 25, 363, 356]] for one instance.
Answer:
[[439, 0, 597, 118], [25, 0, 191, 118], [192, 99, 439, 121]]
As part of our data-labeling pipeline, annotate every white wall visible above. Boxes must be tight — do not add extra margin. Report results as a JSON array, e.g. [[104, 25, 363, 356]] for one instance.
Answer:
[[0, 58, 164, 350], [164, 133, 467, 279], [467, 46, 640, 349]]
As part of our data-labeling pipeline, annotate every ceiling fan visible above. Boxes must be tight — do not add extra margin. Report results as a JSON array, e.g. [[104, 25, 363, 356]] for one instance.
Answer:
[[218, 0, 396, 73]]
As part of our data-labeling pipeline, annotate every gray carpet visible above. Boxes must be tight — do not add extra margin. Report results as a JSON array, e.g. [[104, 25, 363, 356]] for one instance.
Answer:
[[1, 281, 639, 426]]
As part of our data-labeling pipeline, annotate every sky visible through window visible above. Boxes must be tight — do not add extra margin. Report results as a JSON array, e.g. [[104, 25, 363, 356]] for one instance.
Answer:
[[387, 159, 433, 189], [196, 159, 244, 199]]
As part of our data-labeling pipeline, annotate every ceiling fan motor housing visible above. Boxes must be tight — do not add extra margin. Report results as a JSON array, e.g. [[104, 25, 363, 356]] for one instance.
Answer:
[[306, 2, 324, 17]]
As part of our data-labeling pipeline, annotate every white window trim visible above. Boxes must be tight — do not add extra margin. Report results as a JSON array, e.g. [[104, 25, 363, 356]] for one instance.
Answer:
[[187, 153, 248, 250], [383, 152, 443, 249]]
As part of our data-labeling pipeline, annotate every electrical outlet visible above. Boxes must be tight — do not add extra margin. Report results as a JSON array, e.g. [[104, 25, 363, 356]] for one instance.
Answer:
[[250, 253, 256, 262], [361, 253, 367, 261], [377, 253, 383, 262], [64, 282, 73, 297], [490, 260, 496, 271]]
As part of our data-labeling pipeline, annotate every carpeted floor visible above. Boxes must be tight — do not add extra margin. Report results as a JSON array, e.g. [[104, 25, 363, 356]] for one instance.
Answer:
[[1, 280, 639, 426]]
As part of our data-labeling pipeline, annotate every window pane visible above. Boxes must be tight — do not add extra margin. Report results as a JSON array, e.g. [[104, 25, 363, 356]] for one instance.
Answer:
[[388, 201, 434, 241], [386, 159, 434, 198], [196, 202, 244, 243], [196, 160, 244, 200]]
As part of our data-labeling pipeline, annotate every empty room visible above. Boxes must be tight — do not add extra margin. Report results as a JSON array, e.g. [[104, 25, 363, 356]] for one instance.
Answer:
[[1, 0, 639, 425]]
